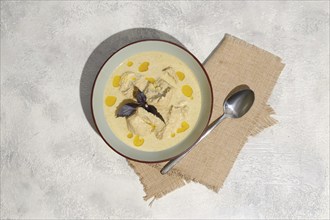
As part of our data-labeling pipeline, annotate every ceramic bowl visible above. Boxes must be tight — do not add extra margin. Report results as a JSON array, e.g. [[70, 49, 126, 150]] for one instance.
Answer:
[[92, 40, 213, 162]]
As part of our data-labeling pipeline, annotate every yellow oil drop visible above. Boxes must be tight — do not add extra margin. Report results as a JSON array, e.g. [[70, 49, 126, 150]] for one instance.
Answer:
[[127, 132, 133, 138], [171, 133, 175, 138], [132, 77, 136, 81], [138, 62, 149, 72], [127, 61, 133, 67], [145, 77, 155, 83], [112, 75, 121, 87], [177, 121, 190, 133], [133, 135, 144, 147], [182, 85, 193, 98], [176, 71, 185, 81], [105, 96, 117, 107]]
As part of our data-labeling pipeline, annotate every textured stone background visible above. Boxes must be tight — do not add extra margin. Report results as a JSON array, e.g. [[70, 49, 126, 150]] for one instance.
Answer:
[[1, 1, 329, 219]]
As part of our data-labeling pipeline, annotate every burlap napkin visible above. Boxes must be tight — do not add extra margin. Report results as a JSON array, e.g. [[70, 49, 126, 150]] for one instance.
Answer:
[[128, 34, 285, 201]]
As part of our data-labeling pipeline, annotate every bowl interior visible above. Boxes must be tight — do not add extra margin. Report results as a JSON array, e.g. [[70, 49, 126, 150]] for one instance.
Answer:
[[92, 40, 212, 162]]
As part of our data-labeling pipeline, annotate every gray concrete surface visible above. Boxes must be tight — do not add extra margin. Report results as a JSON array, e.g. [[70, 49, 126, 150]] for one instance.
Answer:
[[1, 1, 329, 219]]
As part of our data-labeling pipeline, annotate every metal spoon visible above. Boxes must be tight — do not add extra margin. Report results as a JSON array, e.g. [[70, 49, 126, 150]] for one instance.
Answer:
[[160, 88, 255, 175]]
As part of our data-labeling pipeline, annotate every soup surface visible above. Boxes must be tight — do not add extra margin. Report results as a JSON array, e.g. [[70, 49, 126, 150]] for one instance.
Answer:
[[103, 51, 202, 152]]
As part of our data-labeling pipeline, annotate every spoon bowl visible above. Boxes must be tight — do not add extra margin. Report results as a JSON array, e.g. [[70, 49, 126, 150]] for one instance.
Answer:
[[224, 89, 255, 118]]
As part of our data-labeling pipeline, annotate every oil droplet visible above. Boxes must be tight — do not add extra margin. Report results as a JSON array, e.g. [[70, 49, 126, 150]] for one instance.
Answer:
[[133, 135, 144, 147], [171, 133, 175, 138], [112, 75, 121, 87], [176, 71, 185, 81], [138, 62, 149, 72], [177, 121, 190, 133], [127, 132, 133, 138], [182, 85, 193, 98], [127, 61, 133, 67], [145, 77, 155, 83], [105, 96, 117, 107]]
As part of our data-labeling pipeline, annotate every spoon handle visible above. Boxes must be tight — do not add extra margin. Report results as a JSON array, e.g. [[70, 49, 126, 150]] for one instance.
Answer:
[[160, 114, 228, 175]]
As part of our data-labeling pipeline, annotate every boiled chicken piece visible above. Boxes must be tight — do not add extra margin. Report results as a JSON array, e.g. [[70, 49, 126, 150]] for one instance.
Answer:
[[119, 71, 148, 98], [155, 104, 188, 139], [162, 66, 178, 86], [144, 78, 174, 109], [126, 107, 165, 136]]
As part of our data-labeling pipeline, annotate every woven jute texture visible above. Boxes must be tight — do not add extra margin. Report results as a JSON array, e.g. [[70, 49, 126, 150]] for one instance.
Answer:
[[128, 34, 285, 201]]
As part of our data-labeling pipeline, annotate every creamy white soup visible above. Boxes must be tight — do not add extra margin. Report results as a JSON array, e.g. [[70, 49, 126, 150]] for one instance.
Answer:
[[103, 51, 201, 152]]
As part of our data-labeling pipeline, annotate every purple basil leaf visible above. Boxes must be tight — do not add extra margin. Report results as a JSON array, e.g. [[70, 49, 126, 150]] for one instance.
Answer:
[[134, 87, 146, 105], [145, 104, 165, 123], [116, 103, 139, 117]]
